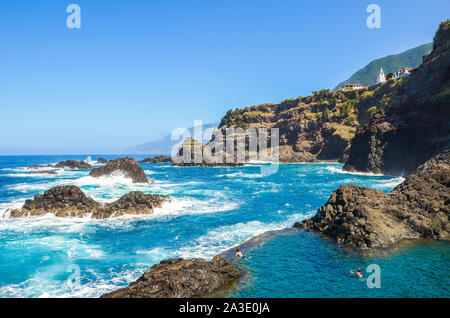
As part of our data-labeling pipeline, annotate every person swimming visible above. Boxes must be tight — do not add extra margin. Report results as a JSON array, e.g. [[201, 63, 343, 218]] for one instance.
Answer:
[[350, 268, 363, 278], [235, 249, 243, 259], [356, 268, 363, 278]]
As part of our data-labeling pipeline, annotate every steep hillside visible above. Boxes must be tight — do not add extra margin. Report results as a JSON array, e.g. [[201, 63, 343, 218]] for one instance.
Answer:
[[219, 87, 385, 163], [344, 20, 450, 175], [333, 43, 432, 90]]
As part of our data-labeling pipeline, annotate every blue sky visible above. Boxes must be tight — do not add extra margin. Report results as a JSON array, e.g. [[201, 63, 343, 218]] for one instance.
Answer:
[[0, 0, 448, 155]]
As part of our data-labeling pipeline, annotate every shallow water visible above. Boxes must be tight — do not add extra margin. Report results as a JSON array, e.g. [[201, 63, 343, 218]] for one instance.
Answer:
[[0, 155, 446, 298]]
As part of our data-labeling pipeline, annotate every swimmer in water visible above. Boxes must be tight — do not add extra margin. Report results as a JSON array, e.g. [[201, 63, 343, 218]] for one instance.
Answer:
[[356, 268, 363, 278], [350, 268, 364, 278], [235, 249, 243, 259]]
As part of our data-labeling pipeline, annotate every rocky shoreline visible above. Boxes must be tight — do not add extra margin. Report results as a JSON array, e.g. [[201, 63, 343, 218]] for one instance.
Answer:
[[7, 185, 170, 219], [102, 256, 242, 298], [294, 149, 450, 249]]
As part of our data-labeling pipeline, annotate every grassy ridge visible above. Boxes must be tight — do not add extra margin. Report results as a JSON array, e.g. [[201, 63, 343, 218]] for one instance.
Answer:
[[333, 43, 432, 90]]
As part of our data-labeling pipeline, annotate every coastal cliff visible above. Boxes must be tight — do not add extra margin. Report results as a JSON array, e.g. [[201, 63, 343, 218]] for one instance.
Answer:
[[294, 149, 450, 249], [216, 20, 449, 172], [344, 20, 450, 175]]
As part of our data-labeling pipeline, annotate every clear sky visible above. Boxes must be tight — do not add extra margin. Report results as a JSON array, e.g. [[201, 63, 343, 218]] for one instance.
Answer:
[[0, 0, 449, 155]]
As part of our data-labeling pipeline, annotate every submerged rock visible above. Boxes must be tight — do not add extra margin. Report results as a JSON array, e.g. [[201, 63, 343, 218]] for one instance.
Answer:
[[27, 164, 53, 170], [294, 149, 450, 249], [88, 157, 149, 184], [29, 171, 58, 175], [53, 160, 93, 169], [101, 256, 242, 298], [139, 155, 172, 164], [8, 186, 170, 219]]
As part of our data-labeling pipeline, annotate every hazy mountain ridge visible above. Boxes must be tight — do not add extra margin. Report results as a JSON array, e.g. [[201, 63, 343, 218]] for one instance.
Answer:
[[126, 122, 219, 155]]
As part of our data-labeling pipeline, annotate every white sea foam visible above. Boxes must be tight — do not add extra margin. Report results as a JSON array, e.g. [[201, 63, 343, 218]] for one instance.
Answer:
[[218, 171, 264, 179], [325, 165, 386, 176]]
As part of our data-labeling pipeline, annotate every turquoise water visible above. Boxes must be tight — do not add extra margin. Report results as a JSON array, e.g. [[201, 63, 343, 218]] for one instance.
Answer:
[[0, 155, 447, 297], [226, 231, 450, 298]]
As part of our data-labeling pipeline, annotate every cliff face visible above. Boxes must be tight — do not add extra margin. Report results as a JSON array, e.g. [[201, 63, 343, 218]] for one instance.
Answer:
[[294, 149, 450, 249], [217, 21, 449, 169], [218, 89, 376, 163], [344, 21, 450, 175]]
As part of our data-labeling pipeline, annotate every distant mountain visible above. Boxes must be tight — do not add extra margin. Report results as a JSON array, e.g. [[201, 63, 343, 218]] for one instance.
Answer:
[[126, 122, 219, 155], [333, 43, 432, 90]]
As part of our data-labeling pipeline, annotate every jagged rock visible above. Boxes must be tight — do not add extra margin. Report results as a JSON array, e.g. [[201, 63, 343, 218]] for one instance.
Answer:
[[139, 155, 172, 164], [8, 186, 170, 219], [9, 186, 100, 218], [88, 157, 149, 184], [344, 21, 450, 175], [97, 158, 108, 164], [294, 149, 450, 249], [101, 191, 169, 218], [101, 256, 242, 298], [53, 160, 93, 169], [172, 137, 244, 167]]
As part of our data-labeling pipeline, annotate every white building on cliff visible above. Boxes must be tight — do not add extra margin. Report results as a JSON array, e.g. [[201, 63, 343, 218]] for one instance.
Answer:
[[377, 68, 386, 84]]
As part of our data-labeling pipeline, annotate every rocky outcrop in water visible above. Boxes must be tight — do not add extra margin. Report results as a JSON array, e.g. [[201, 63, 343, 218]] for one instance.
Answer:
[[97, 158, 108, 164], [172, 138, 244, 167], [139, 155, 172, 164], [53, 160, 93, 169], [88, 157, 149, 183], [294, 149, 450, 249], [8, 186, 170, 219], [27, 164, 53, 170], [343, 20, 450, 175], [101, 256, 242, 298]]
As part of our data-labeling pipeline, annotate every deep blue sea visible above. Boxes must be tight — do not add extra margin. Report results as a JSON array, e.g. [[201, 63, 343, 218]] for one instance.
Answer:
[[0, 155, 448, 298]]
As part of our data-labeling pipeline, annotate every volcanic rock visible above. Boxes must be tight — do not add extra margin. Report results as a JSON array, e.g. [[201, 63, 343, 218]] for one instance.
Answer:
[[139, 155, 172, 164], [294, 149, 450, 249], [88, 157, 149, 184], [8, 186, 170, 219], [101, 256, 242, 298], [53, 160, 93, 169]]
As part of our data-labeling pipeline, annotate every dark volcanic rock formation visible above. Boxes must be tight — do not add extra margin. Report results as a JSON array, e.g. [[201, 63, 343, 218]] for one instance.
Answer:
[[139, 155, 172, 164], [9, 186, 100, 218], [54, 160, 93, 169], [172, 137, 244, 167], [88, 157, 149, 183], [8, 186, 170, 219], [102, 191, 169, 218], [101, 256, 242, 298], [97, 158, 108, 164], [294, 149, 450, 249], [344, 21, 450, 175]]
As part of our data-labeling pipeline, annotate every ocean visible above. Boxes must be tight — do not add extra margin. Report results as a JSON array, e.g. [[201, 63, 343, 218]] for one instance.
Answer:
[[0, 155, 448, 297]]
